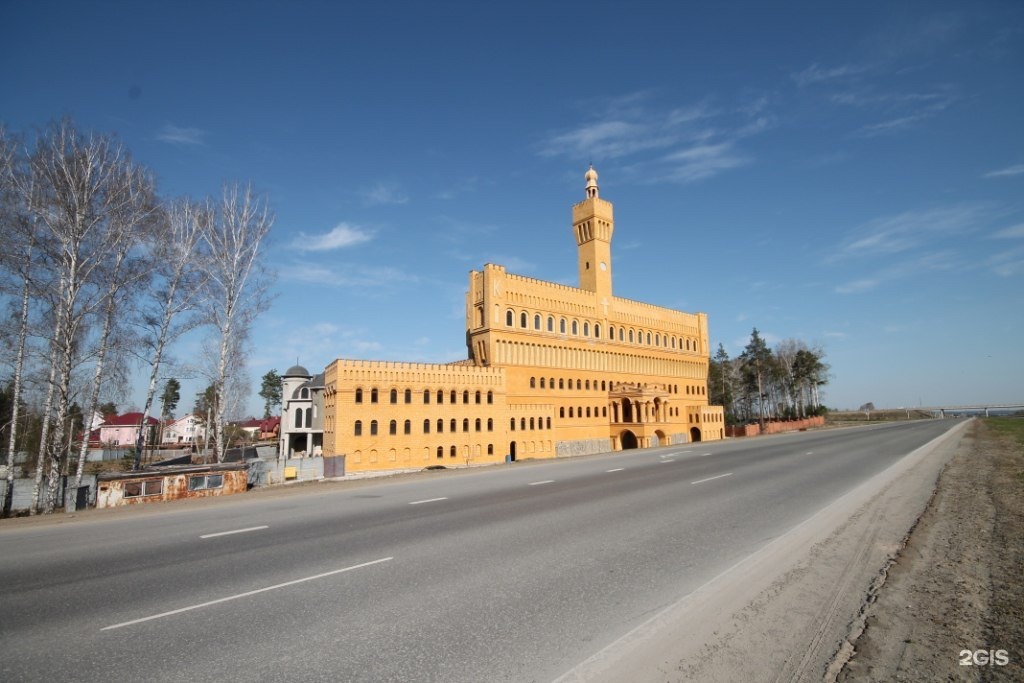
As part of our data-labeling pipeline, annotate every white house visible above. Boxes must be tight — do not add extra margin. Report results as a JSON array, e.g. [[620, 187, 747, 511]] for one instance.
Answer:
[[162, 413, 205, 444]]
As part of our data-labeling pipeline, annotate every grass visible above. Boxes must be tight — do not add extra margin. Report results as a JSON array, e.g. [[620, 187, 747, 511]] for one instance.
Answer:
[[986, 417, 1024, 450]]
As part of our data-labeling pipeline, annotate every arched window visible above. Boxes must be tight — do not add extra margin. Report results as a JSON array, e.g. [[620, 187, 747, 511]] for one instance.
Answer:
[[475, 391, 481, 404], [510, 418, 516, 431], [487, 418, 493, 431], [437, 446, 443, 459], [520, 418, 526, 430], [686, 339, 691, 350], [560, 407, 565, 418], [463, 418, 469, 432], [305, 409, 312, 428], [609, 325, 615, 339], [571, 320, 578, 335], [619, 328, 624, 341], [301, 387, 309, 399], [585, 379, 590, 390], [547, 316, 554, 331], [370, 420, 378, 436], [529, 417, 535, 430], [423, 389, 430, 404], [437, 419, 444, 433], [583, 322, 590, 336], [437, 389, 444, 404], [389, 420, 397, 435], [355, 388, 363, 403], [295, 411, 302, 428], [672, 337, 676, 348], [560, 318, 566, 333], [546, 417, 551, 429], [404, 420, 411, 435], [488, 444, 494, 455], [450, 418, 457, 432], [586, 407, 591, 417], [530, 377, 536, 388], [520, 311, 528, 328], [647, 332, 652, 345], [540, 377, 546, 389], [450, 445, 457, 458], [475, 418, 481, 432], [559, 378, 564, 389], [534, 314, 541, 329], [463, 390, 469, 404], [354, 420, 362, 436], [487, 391, 493, 404], [628, 329, 634, 343], [390, 388, 398, 404], [405, 388, 412, 403], [601, 381, 607, 390], [450, 390, 457, 404], [370, 388, 378, 403], [595, 324, 601, 338], [576, 379, 582, 390], [506, 310, 514, 326], [569, 407, 574, 418], [423, 419, 430, 434], [655, 334, 660, 346]]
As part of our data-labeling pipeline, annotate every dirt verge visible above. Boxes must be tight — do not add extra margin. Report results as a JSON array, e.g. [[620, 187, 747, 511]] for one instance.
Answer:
[[833, 418, 1024, 681]]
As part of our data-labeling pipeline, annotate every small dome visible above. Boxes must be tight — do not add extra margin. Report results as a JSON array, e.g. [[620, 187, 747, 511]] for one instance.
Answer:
[[585, 165, 598, 182], [283, 364, 310, 378]]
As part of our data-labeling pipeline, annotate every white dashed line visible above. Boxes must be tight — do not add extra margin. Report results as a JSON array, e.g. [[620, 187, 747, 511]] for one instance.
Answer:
[[691, 472, 733, 485], [409, 497, 448, 505], [606, 468, 624, 473], [200, 525, 268, 539], [101, 557, 394, 631], [528, 480, 555, 486]]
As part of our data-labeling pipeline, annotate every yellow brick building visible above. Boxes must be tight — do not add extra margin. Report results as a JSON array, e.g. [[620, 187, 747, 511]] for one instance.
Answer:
[[322, 167, 723, 472]]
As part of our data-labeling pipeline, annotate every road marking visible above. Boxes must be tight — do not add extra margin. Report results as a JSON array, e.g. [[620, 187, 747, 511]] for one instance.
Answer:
[[101, 557, 394, 631], [606, 468, 624, 472], [807, 451, 814, 455], [691, 472, 733, 485], [660, 459, 676, 464], [701, 452, 712, 457], [200, 525, 268, 539], [528, 480, 555, 486], [409, 497, 448, 505]]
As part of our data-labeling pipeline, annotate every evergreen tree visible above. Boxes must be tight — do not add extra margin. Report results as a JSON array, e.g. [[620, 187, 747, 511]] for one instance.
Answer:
[[258, 369, 282, 418]]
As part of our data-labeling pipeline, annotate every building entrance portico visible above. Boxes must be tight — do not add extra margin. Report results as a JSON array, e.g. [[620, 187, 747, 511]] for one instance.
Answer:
[[609, 382, 675, 450]]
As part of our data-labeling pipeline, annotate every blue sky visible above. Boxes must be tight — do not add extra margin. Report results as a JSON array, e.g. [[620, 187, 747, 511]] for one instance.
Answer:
[[3, 0, 1022, 413]]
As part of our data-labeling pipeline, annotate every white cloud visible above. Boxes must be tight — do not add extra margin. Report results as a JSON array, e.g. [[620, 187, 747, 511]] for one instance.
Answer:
[[984, 164, 1024, 178], [361, 181, 409, 206], [835, 278, 880, 294], [156, 123, 206, 145], [291, 223, 373, 251], [791, 62, 869, 87], [837, 204, 991, 258], [987, 247, 1024, 277], [991, 223, 1024, 239]]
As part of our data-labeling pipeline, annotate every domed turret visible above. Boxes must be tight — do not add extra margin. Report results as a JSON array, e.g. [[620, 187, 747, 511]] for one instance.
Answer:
[[283, 364, 311, 378], [585, 165, 599, 199]]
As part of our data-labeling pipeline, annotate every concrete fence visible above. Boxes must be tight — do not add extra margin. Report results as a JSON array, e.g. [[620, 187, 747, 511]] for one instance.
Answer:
[[726, 416, 825, 437]]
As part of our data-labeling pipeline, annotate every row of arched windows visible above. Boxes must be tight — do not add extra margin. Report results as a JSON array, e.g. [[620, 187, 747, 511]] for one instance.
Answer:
[[354, 387, 494, 405], [509, 416, 552, 431], [557, 406, 609, 419], [354, 417, 496, 436], [505, 308, 701, 352], [529, 377, 692, 395]]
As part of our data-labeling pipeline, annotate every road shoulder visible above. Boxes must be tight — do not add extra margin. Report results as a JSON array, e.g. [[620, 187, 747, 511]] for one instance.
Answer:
[[556, 419, 970, 683]]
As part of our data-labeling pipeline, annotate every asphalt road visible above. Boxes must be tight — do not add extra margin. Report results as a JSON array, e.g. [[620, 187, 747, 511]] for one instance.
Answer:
[[0, 419, 961, 682]]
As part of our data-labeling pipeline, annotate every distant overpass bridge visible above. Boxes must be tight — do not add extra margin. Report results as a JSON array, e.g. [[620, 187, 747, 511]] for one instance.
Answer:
[[918, 404, 1024, 418]]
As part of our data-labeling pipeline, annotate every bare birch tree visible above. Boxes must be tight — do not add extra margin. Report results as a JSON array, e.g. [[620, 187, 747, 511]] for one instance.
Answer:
[[199, 184, 274, 462], [130, 198, 209, 469], [14, 120, 155, 513]]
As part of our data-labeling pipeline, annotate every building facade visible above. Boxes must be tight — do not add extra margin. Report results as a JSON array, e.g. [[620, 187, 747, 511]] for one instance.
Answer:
[[280, 365, 325, 458], [321, 167, 723, 473]]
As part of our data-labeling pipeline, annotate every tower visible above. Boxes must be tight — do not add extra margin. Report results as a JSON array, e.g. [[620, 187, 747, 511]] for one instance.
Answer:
[[572, 165, 614, 301]]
